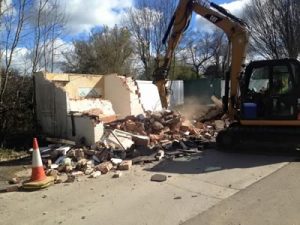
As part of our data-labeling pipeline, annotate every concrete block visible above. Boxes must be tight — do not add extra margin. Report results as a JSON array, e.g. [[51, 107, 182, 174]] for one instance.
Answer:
[[132, 135, 150, 146], [111, 158, 123, 165], [46, 159, 52, 169], [90, 171, 101, 178], [84, 168, 94, 175], [151, 174, 167, 182], [71, 171, 84, 177], [118, 160, 132, 170], [214, 120, 225, 131], [155, 150, 165, 161], [112, 172, 122, 178]]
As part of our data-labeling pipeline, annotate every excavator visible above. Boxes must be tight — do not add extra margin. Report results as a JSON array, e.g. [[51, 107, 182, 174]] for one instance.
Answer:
[[153, 0, 300, 149]]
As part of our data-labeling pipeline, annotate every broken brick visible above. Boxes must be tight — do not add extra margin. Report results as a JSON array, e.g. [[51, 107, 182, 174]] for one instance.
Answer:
[[95, 162, 113, 174], [125, 120, 138, 132], [149, 134, 163, 142], [8, 177, 20, 185], [195, 122, 204, 129], [6, 185, 20, 192], [180, 120, 193, 132], [46, 170, 59, 180], [75, 149, 85, 160]]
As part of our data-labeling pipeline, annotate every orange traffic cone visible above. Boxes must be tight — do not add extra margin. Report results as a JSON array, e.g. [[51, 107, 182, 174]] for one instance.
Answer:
[[23, 138, 54, 190], [30, 138, 47, 181]]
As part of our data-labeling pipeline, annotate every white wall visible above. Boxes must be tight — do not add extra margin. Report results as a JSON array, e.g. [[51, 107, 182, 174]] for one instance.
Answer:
[[67, 116, 104, 146], [136, 80, 184, 111], [104, 75, 144, 118], [136, 80, 162, 111], [68, 99, 115, 115]]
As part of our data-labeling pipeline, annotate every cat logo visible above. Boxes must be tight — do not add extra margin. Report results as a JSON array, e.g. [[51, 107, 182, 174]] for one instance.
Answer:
[[205, 14, 223, 23]]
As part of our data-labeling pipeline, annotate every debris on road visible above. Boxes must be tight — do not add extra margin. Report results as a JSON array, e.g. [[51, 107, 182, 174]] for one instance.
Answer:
[[6, 185, 21, 192], [151, 174, 167, 182], [13, 109, 226, 188], [8, 177, 20, 185], [173, 196, 182, 200], [118, 160, 132, 170], [89, 171, 101, 178], [112, 171, 122, 178]]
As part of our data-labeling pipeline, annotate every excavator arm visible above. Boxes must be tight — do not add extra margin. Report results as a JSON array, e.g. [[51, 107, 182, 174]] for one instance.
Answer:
[[153, 0, 249, 119]]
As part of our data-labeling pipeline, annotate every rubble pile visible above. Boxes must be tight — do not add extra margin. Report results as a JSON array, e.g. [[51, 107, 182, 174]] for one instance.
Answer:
[[106, 110, 223, 145], [35, 110, 227, 183]]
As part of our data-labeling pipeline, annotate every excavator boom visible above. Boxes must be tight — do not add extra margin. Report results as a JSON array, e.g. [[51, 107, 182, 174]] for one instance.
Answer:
[[153, 0, 249, 119]]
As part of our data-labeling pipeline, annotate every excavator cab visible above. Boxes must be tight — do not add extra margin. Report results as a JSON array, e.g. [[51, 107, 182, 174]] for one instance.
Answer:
[[240, 59, 300, 121], [217, 58, 300, 150]]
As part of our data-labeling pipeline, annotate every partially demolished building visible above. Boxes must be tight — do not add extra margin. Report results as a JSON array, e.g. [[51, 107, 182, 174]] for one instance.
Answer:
[[34, 72, 145, 145]]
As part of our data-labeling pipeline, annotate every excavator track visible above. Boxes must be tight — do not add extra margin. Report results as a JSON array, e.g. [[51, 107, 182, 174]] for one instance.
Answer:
[[216, 125, 300, 151]]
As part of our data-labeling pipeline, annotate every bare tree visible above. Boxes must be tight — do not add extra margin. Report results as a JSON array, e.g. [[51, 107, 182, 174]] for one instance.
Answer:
[[0, 0, 27, 102], [244, 0, 300, 59], [180, 32, 215, 77], [29, 0, 66, 73], [209, 30, 229, 78], [273, 0, 300, 58], [0, 0, 29, 145], [0, 0, 4, 61], [178, 28, 228, 78], [123, 0, 177, 79]]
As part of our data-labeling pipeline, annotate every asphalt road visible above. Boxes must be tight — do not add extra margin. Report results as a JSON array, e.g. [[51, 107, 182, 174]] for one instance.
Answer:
[[182, 162, 300, 225], [0, 149, 297, 225]]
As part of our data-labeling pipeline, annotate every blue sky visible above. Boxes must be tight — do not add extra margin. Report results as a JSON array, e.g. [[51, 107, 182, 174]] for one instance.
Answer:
[[3, 0, 250, 72], [59, 0, 249, 41]]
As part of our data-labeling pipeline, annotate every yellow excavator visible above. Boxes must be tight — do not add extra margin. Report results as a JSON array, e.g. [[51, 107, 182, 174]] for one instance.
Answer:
[[153, 0, 300, 149]]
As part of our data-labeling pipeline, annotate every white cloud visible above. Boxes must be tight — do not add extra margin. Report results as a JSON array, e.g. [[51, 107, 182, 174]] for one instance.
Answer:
[[220, 0, 250, 16], [195, 0, 250, 33], [58, 0, 133, 35], [2, 38, 74, 74], [2, 47, 31, 74], [1, 0, 13, 13]]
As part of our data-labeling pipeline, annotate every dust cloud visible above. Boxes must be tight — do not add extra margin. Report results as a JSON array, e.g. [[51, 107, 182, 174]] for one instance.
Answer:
[[173, 97, 212, 121]]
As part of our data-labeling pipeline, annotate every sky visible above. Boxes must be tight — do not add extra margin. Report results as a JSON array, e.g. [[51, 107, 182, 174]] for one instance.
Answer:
[[60, 0, 250, 40], [3, 0, 251, 73]]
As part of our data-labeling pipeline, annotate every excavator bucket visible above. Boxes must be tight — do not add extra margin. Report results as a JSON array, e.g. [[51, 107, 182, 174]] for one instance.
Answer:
[[155, 79, 169, 109]]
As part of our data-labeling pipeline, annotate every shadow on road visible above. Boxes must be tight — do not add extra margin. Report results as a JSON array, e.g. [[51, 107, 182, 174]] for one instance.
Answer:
[[0, 156, 31, 167], [146, 147, 300, 175]]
